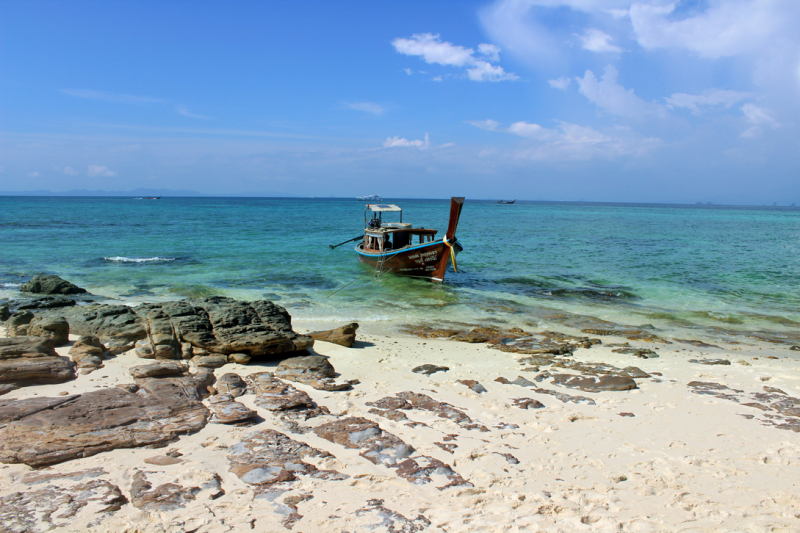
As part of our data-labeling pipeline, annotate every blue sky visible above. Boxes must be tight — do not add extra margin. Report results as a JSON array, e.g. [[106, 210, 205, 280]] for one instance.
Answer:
[[2, 0, 799, 204]]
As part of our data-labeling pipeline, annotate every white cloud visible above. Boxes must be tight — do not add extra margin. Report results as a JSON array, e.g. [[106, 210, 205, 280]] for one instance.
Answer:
[[508, 121, 559, 141], [87, 165, 116, 177], [61, 89, 163, 104], [343, 102, 385, 115], [383, 133, 430, 149], [403, 68, 413, 75], [28, 171, 40, 178], [579, 28, 622, 53], [175, 105, 209, 119], [467, 118, 661, 160], [466, 119, 501, 131], [548, 77, 572, 89], [432, 76, 444, 82], [63, 166, 78, 175], [629, 1, 785, 59], [466, 61, 517, 82], [392, 33, 518, 82], [665, 89, 751, 112], [478, 43, 501, 62], [740, 103, 780, 138], [576, 65, 667, 120]]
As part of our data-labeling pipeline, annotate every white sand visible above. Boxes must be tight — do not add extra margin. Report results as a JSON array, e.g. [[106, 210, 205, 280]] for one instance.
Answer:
[[2, 323, 800, 532]]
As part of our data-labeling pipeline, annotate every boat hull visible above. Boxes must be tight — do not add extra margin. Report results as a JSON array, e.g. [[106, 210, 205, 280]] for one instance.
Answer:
[[356, 240, 461, 281]]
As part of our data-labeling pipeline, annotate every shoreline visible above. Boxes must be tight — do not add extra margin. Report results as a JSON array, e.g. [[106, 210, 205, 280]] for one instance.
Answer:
[[2, 317, 799, 532]]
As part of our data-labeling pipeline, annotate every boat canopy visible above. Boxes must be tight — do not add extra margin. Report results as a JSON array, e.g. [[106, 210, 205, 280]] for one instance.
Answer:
[[366, 203, 401, 212]]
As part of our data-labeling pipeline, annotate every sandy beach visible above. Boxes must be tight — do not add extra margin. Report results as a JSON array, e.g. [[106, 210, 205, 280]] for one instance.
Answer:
[[2, 317, 799, 533]]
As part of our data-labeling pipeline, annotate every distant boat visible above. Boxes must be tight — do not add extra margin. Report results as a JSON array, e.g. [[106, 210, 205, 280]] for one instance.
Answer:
[[145, 196, 162, 200], [357, 195, 381, 201], [497, 199, 515, 204]]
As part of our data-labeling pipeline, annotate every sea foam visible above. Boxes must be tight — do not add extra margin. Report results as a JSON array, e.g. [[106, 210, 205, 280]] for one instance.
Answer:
[[103, 256, 177, 263]]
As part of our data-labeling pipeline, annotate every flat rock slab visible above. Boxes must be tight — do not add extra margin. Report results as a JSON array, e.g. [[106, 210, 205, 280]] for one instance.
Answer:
[[552, 374, 638, 392], [228, 428, 344, 492], [207, 394, 256, 424], [129, 361, 188, 379], [0, 478, 125, 532], [309, 322, 359, 347], [0, 337, 76, 392], [513, 398, 545, 409], [144, 455, 184, 466], [274, 355, 351, 391], [0, 385, 209, 467], [216, 372, 247, 397], [457, 379, 487, 393], [313, 417, 415, 466], [245, 372, 329, 423], [412, 364, 449, 376], [130, 471, 200, 512], [17, 297, 77, 310], [689, 358, 731, 365]]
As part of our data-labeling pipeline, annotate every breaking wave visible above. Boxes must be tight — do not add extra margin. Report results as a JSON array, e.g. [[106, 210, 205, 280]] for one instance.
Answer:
[[103, 256, 178, 263]]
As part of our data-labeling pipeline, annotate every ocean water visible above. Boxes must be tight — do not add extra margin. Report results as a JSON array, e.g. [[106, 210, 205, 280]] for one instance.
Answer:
[[1, 196, 799, 345]]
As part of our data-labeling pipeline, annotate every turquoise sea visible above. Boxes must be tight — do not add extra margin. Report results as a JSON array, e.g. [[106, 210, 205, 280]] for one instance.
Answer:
[[1, 196, 799, 345]]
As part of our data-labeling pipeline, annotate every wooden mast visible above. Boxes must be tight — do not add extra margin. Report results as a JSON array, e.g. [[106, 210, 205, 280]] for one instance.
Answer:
[[432, 197, 465, 281]]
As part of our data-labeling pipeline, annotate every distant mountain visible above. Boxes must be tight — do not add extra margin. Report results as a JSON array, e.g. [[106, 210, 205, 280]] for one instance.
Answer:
[[0, 188, 207, 197]]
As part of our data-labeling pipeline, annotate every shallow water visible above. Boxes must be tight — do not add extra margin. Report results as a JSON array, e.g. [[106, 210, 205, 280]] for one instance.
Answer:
[[1, 196, 799, 345]]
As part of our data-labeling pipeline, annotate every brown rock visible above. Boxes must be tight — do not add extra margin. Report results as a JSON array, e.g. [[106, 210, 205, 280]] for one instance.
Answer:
[[6, 310, 34, 336], [216, 372, 247, 397], [412, 364, 449, 376], [0, 336, 76, 392], [27, 316, 70, 347], [207, 394, 256, 424], [68, 335, 106, 371], [313, 417, 415, 465], [130, 471, 199, 511], [227, 428, 344, 496], [144, 455, 184, 466], [129, 360, 188, 379], [0, 478, 125, 531], [245, 372, 327, 420], [0, 376, 209, 467], [191, 354, 228, 368], [309, 322, 359, 347], [551, 374, 638, 392], [274, 355, 351, 391]]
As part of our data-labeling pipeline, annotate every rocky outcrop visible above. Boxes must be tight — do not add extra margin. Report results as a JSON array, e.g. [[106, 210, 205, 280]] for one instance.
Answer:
[[68, 335, 107, 372], [38, 304, 145, 353], [0, 337, 76, 394], [133, 297, 313, 360], [274, 355, 351, 391], [33, 297, 312, 364], [0, 366, 210, 467], [309, 322, 359, 347], [28, 316, 69, 347], [0, 304, 9, 322], [17, 297, 77, 311], [20, 275, 87, 295], [5, 311, 34, 336]]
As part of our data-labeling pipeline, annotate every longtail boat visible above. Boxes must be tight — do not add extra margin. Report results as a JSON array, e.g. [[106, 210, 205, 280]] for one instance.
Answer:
[[354, 197, 464, 282]]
